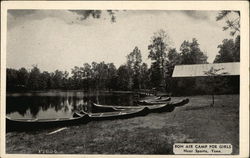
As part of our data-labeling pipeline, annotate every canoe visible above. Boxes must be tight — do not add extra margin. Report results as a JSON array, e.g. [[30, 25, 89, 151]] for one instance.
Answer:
[[157, 94, 170, 98], [134, 97, 171, 105], [93, 98, 189, 112], [147, 98, 189, 113], [92, 102, 142, 110], [91, 103, 120, 113], [6, 112, 90, 132], [93, 103, 173, 112], [135, 98, 171, 105], [137, 98, 189, 113], [80, 107, 149, 120]]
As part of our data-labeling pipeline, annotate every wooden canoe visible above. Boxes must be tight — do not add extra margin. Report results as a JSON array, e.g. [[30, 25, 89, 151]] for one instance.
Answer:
[[92, 99, 189, 111], [80, 107, 149, 120], [92, 103, 143, 110], [134, 97, 171, 105], [91, 103, 121, 113], [93, 98, 189, 112], [142, 98, 189, 113], [6, 112, 90, 132]]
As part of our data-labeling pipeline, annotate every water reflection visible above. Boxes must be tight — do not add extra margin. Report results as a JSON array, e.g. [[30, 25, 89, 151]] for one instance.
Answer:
[[6, 91, 135, 119]]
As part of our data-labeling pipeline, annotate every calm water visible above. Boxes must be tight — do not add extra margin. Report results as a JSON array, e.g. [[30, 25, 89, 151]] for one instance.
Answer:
[[6, 91, 135, 119]]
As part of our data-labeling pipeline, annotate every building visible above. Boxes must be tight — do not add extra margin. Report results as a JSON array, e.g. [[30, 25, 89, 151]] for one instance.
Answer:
[[170, 62, 240, 95], [172, 62, 240, 77]]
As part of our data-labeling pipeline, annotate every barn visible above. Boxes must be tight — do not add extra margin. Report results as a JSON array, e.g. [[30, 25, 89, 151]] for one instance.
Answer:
[[172, 62, 240, 77], [169, 62, 240, 96]]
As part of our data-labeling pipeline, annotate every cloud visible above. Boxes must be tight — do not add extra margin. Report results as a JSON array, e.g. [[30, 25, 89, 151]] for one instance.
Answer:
[[8, 9, 37, 17], [7, 10, 230, 72], [7, 10, 220, 30], [178, 10, 221, 27], [7, 10, 83, 29], [7, 9, 117, 31], [181, 10, 210, 20]]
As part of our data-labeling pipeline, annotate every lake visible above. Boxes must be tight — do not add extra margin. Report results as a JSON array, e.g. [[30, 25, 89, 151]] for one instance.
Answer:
[[6, 91, 136, 119]]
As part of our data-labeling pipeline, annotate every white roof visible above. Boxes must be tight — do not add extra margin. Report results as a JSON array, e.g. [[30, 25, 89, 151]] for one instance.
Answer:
[[172, 62, 240, 77]]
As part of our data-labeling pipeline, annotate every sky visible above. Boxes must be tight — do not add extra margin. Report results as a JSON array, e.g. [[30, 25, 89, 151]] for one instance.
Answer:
[[7, 10, 232, 72]]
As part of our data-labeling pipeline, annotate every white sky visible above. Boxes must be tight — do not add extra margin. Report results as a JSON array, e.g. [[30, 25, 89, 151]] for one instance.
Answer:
[[7, 10, 232, 72]]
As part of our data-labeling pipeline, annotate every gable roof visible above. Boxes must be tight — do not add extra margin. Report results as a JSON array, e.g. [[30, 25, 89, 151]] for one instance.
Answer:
[[172, 62, 240, 77]]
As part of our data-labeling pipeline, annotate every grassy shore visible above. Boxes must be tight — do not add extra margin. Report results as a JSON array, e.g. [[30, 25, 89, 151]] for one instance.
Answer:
[[6, 95, 239, 154]]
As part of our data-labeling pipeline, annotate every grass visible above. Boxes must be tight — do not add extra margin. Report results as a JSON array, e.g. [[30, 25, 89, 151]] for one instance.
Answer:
[[6, 94, 239, 154]]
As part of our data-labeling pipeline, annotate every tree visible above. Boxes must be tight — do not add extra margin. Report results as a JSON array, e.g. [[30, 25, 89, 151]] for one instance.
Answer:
[[61, 71, 69, 89], [81, 63, 93, 90], [127, 46, 142, 89], [69, 10, 117, 22], [17, 67, 29, 87], [28, 65, 41, 90], [91, 61, 109, 90], [106, 63, 117, 90], [71, 66, 84, 89], [216, 11, 240, 36], [6, 68, 19, 91], [171, 39, 208, 95], [148, 62, 161, 88], [165, 48, 182, 92], [204, 67, 229, 107], [140, 63, 150, 89], [233, 35, 240, 62], [148, 30, 171, 90], [180, 38, 208, 64], [166, 48, 182, 76], [215, 11, 240, 62], [117, 65, 133, 90], [82, 63, 92, 79], [51, 70, 65, 89], [214, 39, 234, 63], [40, 71, 50, 89], [214, 36, 240, 63]]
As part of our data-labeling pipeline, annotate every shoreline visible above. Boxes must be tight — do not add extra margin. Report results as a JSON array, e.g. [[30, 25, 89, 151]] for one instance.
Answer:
[[6, 95, 239, 154]]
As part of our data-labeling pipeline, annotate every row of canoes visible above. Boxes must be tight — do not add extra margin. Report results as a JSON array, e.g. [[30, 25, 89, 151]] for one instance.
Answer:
[[6, 98, 189, 132]]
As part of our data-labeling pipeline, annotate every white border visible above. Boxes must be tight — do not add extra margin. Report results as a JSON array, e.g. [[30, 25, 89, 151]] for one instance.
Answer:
[[1, 1, 249, 158]]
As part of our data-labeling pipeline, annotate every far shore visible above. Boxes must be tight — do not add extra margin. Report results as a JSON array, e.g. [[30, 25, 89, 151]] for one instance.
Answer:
[[6, 89, 239, 98]]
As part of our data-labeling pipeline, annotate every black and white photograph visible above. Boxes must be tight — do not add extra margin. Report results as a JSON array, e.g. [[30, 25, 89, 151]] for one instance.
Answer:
[[1, 1, 249, 157]]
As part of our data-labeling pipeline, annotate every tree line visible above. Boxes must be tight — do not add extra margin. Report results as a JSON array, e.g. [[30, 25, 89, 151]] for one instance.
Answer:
[[7, 11, 240, 95], [6, 31, 240, 95]]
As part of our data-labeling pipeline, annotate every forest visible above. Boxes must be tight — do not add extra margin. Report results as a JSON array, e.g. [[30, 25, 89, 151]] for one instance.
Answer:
[[6, 11, 240, 96]]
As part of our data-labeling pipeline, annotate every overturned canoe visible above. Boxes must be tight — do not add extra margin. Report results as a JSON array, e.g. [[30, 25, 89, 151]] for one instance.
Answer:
[[6, 113, 90, 132], [147, 98, 189, 112]]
